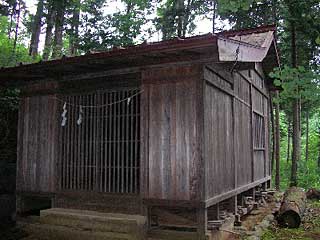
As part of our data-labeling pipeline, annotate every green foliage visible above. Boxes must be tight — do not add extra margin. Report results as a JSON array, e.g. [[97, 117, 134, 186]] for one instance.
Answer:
[[218, 0, 275, 29], [154, 0, 202, 39], [0, 16, 35, 67], [270, 66, 320, 102], [108, 0, 151, 46], [217, 0, 254, 13], [275, 109, 320, 190]]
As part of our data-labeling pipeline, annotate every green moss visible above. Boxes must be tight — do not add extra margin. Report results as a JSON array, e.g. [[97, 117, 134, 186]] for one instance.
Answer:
[[261, 228, 313, 240]]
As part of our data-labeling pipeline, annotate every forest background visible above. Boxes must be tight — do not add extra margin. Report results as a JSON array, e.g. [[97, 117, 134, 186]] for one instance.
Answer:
[[0, 0, 319, 191]]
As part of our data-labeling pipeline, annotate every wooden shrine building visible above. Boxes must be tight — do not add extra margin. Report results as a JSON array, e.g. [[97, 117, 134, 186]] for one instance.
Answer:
[[0, 25, 279, 239]]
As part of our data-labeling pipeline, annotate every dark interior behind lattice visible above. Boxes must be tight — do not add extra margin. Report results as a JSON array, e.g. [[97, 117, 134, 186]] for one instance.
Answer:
[[59, 88, 140, 194]]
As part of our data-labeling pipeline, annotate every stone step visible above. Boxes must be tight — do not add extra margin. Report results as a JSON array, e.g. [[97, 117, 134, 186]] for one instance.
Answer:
[[21, 222, 133, 240], [40, 208, 146, 236], [19, 208, 147, 240]]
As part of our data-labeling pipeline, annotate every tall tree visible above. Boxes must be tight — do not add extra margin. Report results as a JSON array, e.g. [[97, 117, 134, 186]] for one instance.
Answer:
[[68, 0, 80, 55], [43, 0, 55, 60], [290, 19, 300, 187], [286, 119, 291, 163], [155, 0, 204, 40], [78, 0, 106, 52], [52, 0, 65, 59], [29, 0, 44, 58]]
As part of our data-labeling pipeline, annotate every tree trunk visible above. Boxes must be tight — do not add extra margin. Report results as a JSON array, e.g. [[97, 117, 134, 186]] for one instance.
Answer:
[[318, 126, 320, 169], [52, 0, 65, 59], [43, 0, 56, 61], [69, 0, 80, 56], [12, 0, 21, 53], [272, 0, 278, 25], [277, 187, 306, 228], [290, 22, 300, 187], [287, 120, 291, 163], [176, 0, 184, 37], [212, 0, 217, 33], [8, 1, 17, 39], [291, 98, 301, 187], [29, 0, 44, 58], [305, 110, 309, 162], [182, 0, 192, 38], [275, 91, 280, 190]]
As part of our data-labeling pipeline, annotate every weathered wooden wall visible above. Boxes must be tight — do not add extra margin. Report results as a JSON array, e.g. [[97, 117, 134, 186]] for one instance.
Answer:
[[203, 64, 270, 202], [16, 95, 59, 193], [204, 78, 234, 197], [15, 61, 270, 215], [141, 65, 204, 202]]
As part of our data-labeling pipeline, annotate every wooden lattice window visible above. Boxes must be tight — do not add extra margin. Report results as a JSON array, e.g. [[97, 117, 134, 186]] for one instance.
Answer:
[[253, 112, 265, 149], [59, 88, 140, 194]]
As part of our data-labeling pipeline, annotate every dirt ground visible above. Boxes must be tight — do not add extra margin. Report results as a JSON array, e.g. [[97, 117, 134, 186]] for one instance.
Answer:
[[0, 221, 28, 240]]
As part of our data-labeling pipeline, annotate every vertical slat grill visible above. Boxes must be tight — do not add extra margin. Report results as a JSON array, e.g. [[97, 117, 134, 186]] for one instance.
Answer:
[[59, 88, 140, 194]]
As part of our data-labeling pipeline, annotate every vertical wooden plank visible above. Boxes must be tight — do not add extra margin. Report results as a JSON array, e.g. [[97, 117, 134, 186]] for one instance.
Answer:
[[126, 90, 130, 193], [74, 95, 79, 190], [140, 85, 150, 200], [84, 94, 88, 191], [108, 92, 112, 193], [94, 92, 99, 192], [52, 95, 59, 193], [77, 95, 81, 190], [121, 91, 125, 193], [117, 91, 121, 193], [135, 89, 139, 193], [65, 96, 69, 190], [88, 94, 93, 191], [38, 96, 46, 191], [23, 97, 30, 191], [130, 90, 134, 193], [16, 100, 22, 192], [103, 92, 107, 192], [102, 92, 106, 192], [69, 95, 74, 190], [71, 95, 75, 190], [233, 97, 237, 189], [112, 92, 116, 192], [60, 98, 64, 190], [80, 95, 84, 190], [250, 84, 255, 183], [93, 93, 97, 191]]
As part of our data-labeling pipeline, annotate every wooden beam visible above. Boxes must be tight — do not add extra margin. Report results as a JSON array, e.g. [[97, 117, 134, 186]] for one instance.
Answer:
[[205, 177, 271, 208]]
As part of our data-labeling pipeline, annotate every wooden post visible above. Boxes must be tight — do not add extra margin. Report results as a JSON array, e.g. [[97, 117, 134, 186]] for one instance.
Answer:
[[230, 196, 237, 215], [251, 188, 256, 202], [197, 207, 208, 240], [275, 90, 280, 190]]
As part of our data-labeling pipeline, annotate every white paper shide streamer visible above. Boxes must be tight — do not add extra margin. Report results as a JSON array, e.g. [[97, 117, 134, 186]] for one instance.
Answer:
[[61, 102, 67, 127], [77, 105, 84, 125]]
